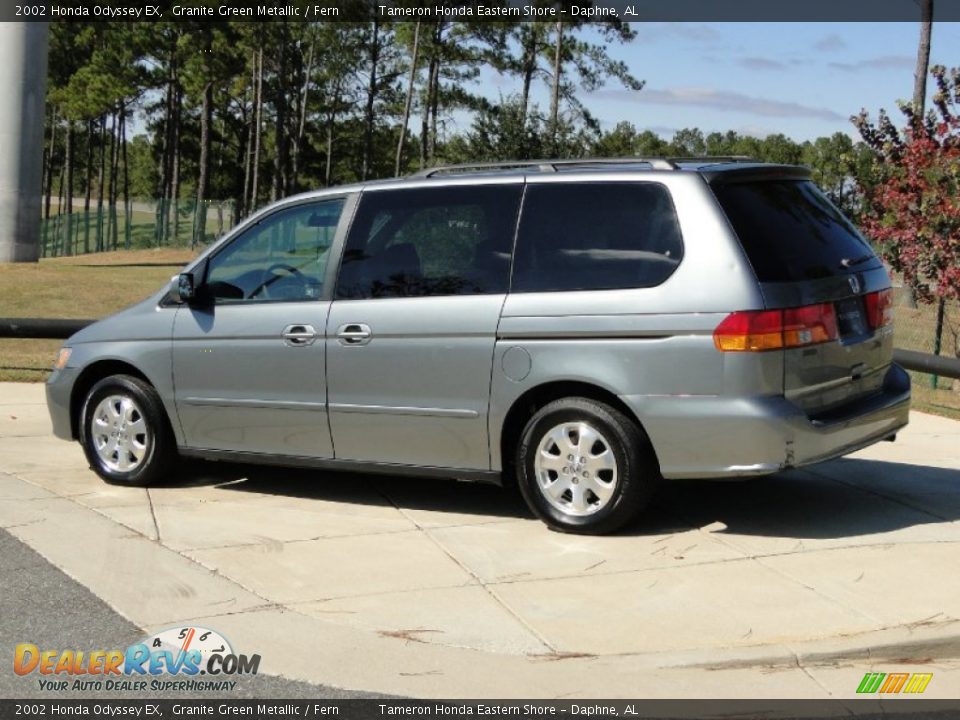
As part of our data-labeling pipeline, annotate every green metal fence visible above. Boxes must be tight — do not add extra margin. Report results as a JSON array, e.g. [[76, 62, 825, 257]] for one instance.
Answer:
[[40, 199, 236, 258]]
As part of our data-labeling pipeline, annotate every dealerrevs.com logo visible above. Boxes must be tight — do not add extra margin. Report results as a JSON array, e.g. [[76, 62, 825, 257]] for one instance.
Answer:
[[14, 626, 261, 692]]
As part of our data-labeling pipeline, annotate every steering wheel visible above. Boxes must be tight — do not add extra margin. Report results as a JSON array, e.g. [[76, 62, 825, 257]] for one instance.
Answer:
[[249, 263, 305, 299]]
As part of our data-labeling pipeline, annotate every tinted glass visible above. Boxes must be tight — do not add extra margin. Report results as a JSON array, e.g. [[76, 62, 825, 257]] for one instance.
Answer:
[[712, 180, 881, 282], [336, 185, 522, 299], [511, 183, 683, 293], [205, 199, 343, 302]]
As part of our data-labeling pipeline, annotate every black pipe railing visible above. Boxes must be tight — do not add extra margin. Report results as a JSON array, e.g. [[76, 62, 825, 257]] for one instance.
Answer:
[[0, 317, 95, 339], [2, 317, 960, 380]]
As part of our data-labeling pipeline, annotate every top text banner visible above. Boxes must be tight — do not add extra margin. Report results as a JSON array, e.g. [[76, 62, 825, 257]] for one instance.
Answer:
[[7, 0, 960, 22]]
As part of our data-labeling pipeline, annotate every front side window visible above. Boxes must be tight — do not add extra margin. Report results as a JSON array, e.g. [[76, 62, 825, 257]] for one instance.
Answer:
[[205, 199, 344, 303], [335, 185, 523, 300], [511, 182, 683, 293]]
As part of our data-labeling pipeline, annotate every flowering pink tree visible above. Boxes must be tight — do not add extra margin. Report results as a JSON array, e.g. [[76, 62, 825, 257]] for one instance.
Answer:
[[852, 65, 960, 303]]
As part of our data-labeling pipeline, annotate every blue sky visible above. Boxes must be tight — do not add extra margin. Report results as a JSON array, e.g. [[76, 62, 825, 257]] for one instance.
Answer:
[[484, 21, 960, 142]]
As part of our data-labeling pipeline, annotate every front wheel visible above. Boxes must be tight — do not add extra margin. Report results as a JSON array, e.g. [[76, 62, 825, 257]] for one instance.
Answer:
[[79, 374, 176, 486], [516, 397, 660, 534]]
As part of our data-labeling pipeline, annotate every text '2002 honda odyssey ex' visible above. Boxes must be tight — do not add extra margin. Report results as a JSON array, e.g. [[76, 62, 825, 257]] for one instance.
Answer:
[[46, 158, 911, 534]]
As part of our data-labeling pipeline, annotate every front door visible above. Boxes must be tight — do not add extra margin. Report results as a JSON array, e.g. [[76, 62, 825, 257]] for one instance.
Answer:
[[326, 182, 523, 471], [172, 197, 347, 457]]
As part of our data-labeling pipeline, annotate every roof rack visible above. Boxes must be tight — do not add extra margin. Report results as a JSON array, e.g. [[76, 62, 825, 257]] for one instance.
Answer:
[[667, 155, 756, 165], [410, 156, 758, 178]]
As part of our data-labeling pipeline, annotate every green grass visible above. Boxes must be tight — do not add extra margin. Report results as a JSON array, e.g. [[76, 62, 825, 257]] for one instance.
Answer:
[[0, 248, 197, 381]]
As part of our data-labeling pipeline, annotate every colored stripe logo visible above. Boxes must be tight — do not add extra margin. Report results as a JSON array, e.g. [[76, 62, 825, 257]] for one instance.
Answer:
[[857, 672, 933, 694]]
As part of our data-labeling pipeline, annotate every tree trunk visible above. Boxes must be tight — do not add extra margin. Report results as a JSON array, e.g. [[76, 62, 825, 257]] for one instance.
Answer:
[[120, 107, 131, 250], [105, 112, 117, 251], [272, 27, 289, 202], [520, 32, 537, 127], [54, 158, 65, 257], [429, 56, 439, 162], [43, 108, 56, 222], [361, 19, 381, 181], [170, 86, 182, 244], [82, 120, 94, 254], [420, 56, 439, 168], [325, 112, 334, 187], [157, 45, 176, 247], [195, 70, 213, 248], [396, 22, 421, 177], [96, 115, 106, 251], [241, 52, 255, 219], [913, 0, 934, 118], [549, 21, 564, 134], [903, 0, 934, 309], [62, 122, 74, 257], [250, 46, 263, 211], [109, 110, 121, 250], [292, 36, 315, 193], [41, 108, 57, 256]]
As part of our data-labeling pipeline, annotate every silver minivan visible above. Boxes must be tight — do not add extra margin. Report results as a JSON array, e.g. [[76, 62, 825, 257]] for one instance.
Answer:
[[46, 158, 911, 534]]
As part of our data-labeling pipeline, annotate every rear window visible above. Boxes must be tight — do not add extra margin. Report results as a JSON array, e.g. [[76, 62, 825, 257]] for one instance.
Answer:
[[712, 180, 881, 282]]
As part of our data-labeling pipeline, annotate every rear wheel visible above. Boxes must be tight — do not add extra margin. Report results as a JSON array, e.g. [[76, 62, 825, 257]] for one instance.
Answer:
[[516, 397, 659, 534], [79, 375, 176, 486]]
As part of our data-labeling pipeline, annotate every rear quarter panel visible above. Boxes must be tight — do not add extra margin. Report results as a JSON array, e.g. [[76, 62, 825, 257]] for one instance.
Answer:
[[489, 173, 776, 472]]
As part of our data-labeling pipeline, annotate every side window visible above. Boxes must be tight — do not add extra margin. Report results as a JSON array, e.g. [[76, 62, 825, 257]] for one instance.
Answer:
[[511, 183, 683, 293], [205, 199, 344, 303], [335, 185, 522, 300]]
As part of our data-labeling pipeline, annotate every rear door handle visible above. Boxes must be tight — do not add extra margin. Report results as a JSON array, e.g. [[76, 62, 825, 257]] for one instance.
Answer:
[[281, 324, 318, 347], [337, 323, 372, 346]]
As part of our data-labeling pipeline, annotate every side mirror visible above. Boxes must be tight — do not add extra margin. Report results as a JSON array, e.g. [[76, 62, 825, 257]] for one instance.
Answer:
[[171, 273, 198, 304]]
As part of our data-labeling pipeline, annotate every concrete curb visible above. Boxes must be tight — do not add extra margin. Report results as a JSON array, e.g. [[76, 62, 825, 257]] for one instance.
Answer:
[[658, 623, 960, 671]]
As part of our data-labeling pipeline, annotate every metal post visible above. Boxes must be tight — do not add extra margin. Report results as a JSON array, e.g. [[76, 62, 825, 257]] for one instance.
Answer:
[[0, 23, 49, 263], [931, 297, 946, 390]]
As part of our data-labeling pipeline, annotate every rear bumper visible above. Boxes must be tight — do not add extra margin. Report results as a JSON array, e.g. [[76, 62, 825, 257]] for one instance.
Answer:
[[622, 364, 911, 480]]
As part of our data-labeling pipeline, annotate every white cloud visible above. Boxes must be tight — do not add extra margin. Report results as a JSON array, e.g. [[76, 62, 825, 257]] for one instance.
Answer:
[[633, 23, 721, 43], [738, 57, 786, 71], [814, 34, 848, 52], [828, 55, 914, 72], [595, 86, 846, 122]]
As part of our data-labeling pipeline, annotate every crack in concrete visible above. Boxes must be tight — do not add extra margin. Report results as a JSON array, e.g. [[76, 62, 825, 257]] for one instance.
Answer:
[[145, 487, 161, 542], [373, 481, 559, 655]]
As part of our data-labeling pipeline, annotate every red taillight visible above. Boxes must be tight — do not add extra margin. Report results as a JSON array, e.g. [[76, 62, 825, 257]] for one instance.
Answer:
[[864, 289, 893, 330], [713, 303, 839, 352]]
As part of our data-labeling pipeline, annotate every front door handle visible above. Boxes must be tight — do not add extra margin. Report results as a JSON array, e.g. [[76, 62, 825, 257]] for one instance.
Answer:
[[282, 324, 318, 347], [336, 323, 372, 346]]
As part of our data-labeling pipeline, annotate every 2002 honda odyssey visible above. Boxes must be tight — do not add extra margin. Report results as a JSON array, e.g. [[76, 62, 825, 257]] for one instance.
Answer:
[[46, 158, 911, 534]]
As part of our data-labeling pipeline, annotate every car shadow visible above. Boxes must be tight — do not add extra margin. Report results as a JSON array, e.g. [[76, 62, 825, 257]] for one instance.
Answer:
[[166, 457, 959, 539], [170, 458, 534, 522], [642, 457, 960, 540]]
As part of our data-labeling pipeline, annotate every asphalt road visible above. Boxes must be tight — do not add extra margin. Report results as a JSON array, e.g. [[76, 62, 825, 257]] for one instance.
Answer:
[[0, 527, 385, 700]]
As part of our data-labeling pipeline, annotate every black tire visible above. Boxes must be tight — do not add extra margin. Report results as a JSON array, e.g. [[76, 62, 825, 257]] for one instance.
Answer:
[[79, 374, 177, 487], [516, 397, 660, 534]]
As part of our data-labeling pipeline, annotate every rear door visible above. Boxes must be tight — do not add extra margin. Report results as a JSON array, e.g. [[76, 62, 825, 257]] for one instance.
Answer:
[[711, 177, 893, 415], [326, 181, 523, 470]]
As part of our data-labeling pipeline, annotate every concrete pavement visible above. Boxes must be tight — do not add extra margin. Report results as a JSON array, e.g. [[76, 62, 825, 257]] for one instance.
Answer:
[[1, 381, 959, 699], [0, 527, 386, 700]]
